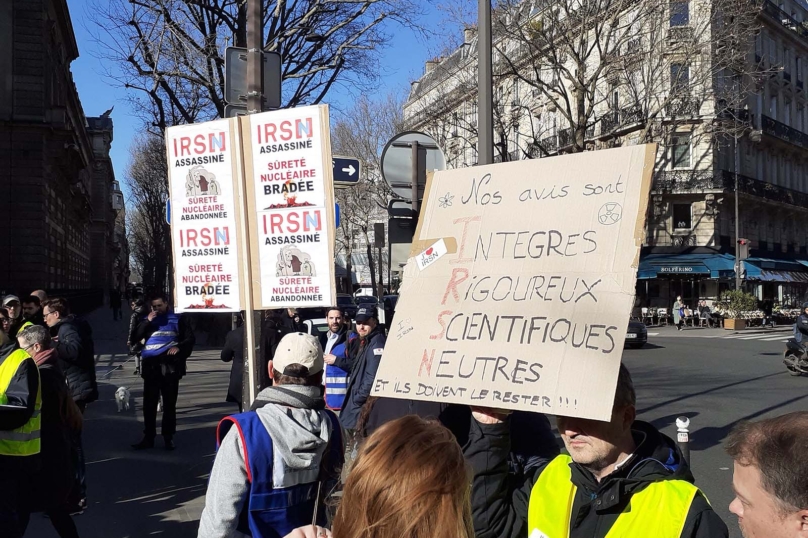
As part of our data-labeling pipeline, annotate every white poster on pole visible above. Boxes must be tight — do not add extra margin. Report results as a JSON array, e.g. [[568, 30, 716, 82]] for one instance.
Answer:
[[242, 105, 336, 309], [166, 118, 243, 312]]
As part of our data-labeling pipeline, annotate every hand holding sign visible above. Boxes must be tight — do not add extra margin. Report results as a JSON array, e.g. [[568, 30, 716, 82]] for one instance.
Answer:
[[371, 145, 655, 421]]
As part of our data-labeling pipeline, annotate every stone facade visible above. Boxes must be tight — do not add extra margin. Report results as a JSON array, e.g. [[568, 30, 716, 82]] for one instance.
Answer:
[[0, 0, 126, 297]]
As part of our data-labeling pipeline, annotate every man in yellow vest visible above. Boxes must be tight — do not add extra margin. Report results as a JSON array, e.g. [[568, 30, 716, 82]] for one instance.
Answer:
[[0, 330, 42, 537], [467, 364, 728, 538]]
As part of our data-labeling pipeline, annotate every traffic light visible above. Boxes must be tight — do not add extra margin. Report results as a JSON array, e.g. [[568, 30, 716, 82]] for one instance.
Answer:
[[738, 238, 750, 260]]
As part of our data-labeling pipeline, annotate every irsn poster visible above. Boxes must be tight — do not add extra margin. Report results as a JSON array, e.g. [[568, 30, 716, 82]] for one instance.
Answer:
[[371, 145, 654, 421], [243, 105, 336, 309], [166, 118, 243, 312]]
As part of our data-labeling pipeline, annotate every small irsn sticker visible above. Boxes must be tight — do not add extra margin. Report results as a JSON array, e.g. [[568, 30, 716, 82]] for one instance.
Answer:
[[415, 239, 448, 271]]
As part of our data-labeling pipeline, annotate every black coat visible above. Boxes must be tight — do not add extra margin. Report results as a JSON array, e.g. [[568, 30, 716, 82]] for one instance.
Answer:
[[50, 316, 98, 404], [466, 419, 729, 538], [259, 319, 292, 389], [339, 328, 385, 430], [221, 326, 244, 405], [133, 312, 195, 379]]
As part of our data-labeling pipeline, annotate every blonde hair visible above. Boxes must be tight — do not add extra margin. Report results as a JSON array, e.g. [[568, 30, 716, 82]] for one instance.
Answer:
[[332, 415, 473, 538]]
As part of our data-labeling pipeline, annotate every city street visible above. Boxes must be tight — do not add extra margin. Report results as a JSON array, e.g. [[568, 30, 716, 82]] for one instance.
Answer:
[[25, 311, 804, 538]]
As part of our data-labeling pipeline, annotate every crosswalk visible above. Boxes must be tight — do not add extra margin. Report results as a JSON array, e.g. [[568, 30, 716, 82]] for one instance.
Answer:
[[652, 331, 793, 342]]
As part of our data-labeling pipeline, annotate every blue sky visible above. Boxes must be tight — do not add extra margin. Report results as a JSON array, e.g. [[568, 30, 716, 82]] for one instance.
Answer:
[[65, 0, 440, 202]]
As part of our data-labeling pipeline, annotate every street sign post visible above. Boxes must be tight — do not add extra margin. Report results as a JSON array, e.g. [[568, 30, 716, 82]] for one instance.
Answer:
[[332, 156, 361, 186], [225, 47, 282, 110], [380, 131, 446, 207]]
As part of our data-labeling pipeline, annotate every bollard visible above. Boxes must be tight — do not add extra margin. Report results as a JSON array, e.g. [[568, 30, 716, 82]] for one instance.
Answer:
[[676, 416, 691, 464]]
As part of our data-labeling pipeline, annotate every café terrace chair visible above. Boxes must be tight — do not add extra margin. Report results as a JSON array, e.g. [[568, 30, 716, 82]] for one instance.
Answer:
[[641, 307, 655, 326], [657, 308, 670, 326]]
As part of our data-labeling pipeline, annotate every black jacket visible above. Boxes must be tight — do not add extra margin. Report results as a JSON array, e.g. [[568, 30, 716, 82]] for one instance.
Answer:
[[466, 419, 728, 538], [221, 325, 244, 405], [795, 313, 808, 340], [127, 305, 147, 354], [0, 340, 41, 473], [50, 315, 98, 404], [25, 310, 46, 329], [259, 318, 293, 389], [133, 312, 195, 379], [339, 328, 385, 430]]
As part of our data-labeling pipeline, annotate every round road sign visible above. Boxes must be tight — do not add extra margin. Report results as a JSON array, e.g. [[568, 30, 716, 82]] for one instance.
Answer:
[[380, 131, 446, 201]]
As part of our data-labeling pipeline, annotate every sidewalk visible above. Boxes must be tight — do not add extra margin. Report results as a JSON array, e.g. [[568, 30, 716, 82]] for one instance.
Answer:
[[647, 323, 791, 337], [26, 305, 235, 538]]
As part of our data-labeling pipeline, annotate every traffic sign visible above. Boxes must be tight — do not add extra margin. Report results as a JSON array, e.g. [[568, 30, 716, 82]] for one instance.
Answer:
[[387, 199, 414, 218], [335, 202, 341, 228], [224, 104, 247, 118], [224, 47, 282, 109], [380, 131, 446, 202], [333, 156, 361, 185]]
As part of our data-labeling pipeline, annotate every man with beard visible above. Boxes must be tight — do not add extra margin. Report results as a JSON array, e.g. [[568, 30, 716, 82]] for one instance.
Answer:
[[339, 306, 385, 433], [321, 307, 351, 410]]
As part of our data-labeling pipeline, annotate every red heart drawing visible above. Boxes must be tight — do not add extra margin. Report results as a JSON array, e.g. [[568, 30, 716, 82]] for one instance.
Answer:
[[425, 248, 434, 255]]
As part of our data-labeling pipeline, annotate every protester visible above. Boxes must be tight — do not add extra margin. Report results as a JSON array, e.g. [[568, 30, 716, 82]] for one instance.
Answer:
[[220, 314, 244, 412], [43, 297, 97, 513], [43, 298, 99, 410], [259, 309, 293, 390], [3, 295, 25, 338], [131, 292, 195, 450], [110, 287, 123, 322], [17, 326, 82, 538], [281, 308, 307, 332], [468, 364, 728, 538], [127, 296, 147, 376], [726, 412, 808, 538], [22, 295, 46, 328], [285, 415, 473, 538], [339, 306, 385, 435], [321, 307, 350, 410], [197, 332, 343, 538], [0, 307, 10, 335], [31, 290, 48, 304], [0, 328, 41, 538]]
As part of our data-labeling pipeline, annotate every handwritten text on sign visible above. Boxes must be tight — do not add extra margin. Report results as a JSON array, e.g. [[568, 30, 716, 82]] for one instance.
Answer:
[[371, 146, 654, 420]]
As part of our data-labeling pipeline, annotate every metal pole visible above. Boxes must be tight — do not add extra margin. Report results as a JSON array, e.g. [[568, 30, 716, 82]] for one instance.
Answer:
[[734, 132, 741, 291], [411, 141, 420, 213], [477, 0, 494, 165], [675, 416, 691, 464], [246, 0, 263, 114], [377, 244, 384, 299]]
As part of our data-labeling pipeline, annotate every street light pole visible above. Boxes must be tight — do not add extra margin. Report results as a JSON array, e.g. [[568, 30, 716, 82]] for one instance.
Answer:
[[734, 131, 741, 291], [478, 0, 494, 165], [246, 0, 263, 114]]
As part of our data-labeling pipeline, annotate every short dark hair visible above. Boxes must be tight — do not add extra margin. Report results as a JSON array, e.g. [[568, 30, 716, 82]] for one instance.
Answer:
[[726, 412, 808, 513], [272, 364, 323, 387], [43, 297, 70, 317], [149, 291, 169, 304], [326, 306, 343, 317], [22, 296, 40, 307], [614, 363, 636, 409]]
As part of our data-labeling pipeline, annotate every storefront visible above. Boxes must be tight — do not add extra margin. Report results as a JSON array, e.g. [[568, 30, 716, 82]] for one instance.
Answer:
[[636, 253, 736, 309], [743, 258, 808, 308]]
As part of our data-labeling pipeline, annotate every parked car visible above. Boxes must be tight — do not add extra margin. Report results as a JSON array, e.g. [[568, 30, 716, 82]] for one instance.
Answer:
[[336, 293, 358, 319], [625, 320, 648, 349], [355, 295, 379, 308], [303, 318, 329, 337]]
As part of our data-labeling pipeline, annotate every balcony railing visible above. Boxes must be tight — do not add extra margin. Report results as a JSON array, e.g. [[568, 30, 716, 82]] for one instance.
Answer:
[[558, 127, 574, 147], [669, 26, 694, 42], [761, 1, 808, 42], [600, 107, 644, 134], [761, 114, 808, 150], [540, 134, 558, 152], [653, 169, 808, 207], [666, 97, 700, 117]]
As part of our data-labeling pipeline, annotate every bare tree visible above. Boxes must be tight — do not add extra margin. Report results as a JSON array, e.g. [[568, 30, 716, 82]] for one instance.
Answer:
[[410, 0, 765, 165], [125, 135, 173, 295], [332, 94, 403, 294], [88, 0, 423, 132]]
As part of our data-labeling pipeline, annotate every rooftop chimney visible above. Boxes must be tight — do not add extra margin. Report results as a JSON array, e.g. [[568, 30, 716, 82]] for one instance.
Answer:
[[464, 26, 477, 43]]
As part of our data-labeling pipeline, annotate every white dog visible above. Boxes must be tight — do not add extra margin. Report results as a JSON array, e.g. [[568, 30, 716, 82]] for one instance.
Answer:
[[115, 386, 131, 412]]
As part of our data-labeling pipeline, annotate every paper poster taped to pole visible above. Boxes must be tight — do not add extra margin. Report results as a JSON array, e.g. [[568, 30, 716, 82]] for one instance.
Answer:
[[371, 145, 655, 420], [242, 105, 337, 309], [166, 118, 244, 312]]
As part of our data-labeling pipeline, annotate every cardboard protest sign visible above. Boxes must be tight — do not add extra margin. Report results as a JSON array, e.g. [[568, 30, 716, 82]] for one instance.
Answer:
[[242, 105, 337, 309], [166, 119, 243, 312], [372, 145, 654, 420]]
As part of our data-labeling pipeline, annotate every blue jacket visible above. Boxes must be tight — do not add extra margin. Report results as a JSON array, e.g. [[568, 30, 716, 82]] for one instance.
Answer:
[[320, 329, 349, 410], [215, 410, 342, 538], [141, 312, 181, 358], [339, 328, 385, 430]]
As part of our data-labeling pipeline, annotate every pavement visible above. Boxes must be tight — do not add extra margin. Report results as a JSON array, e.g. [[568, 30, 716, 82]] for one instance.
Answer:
[[26, 306, 236, 538]]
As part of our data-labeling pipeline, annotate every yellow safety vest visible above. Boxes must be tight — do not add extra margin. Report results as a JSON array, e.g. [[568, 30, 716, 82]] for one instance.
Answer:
[[528, 455, 700, 538], [0, 349, 42, 456]]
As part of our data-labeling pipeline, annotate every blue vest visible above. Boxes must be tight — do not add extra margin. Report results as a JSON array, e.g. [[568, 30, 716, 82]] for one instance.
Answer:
[[141, 312, 180, 358], [325, 338, 349, 410], [216, 409, 343, 538]]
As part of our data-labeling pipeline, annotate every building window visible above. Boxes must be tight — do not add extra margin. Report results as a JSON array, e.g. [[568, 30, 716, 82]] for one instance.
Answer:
[[670, 0, 689, 26], [671, 133, 692, 169], [670, 63, 690, 94], [673, 203, 692, 229]]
